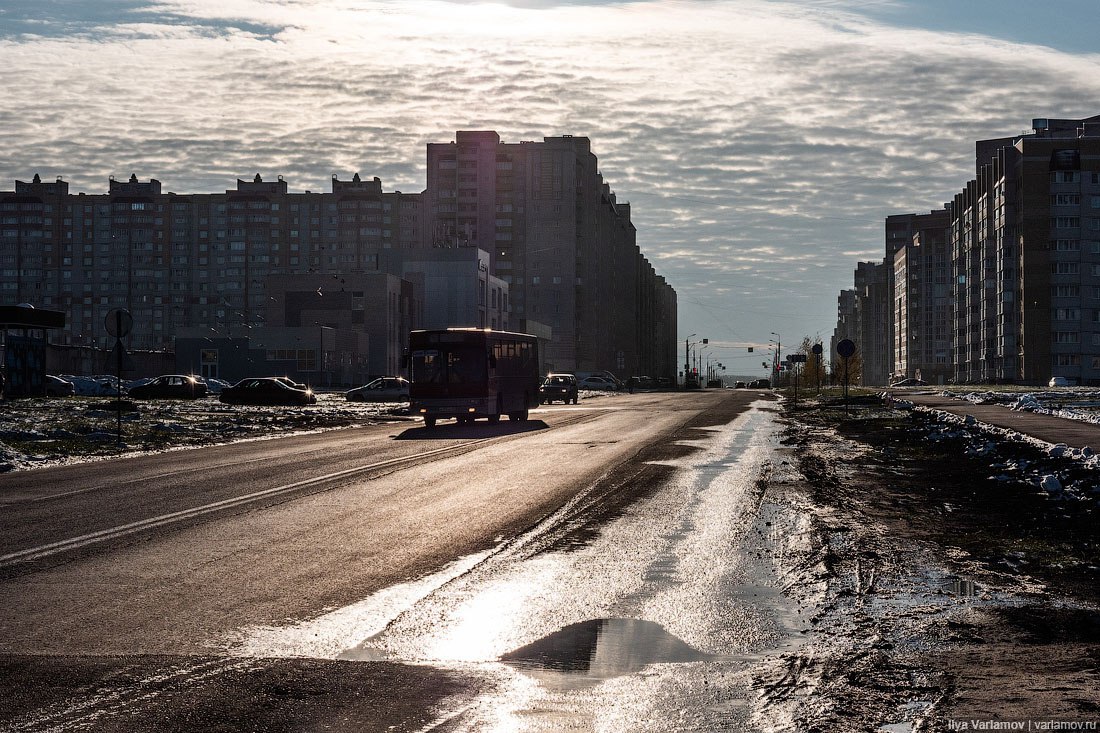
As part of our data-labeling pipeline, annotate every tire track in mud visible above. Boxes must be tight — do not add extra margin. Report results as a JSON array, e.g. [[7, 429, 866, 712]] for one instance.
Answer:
[[752, 398, 1100, 732]]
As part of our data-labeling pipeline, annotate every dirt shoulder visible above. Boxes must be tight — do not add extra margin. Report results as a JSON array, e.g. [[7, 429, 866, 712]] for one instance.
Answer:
[[759, 395, 1100, 732]]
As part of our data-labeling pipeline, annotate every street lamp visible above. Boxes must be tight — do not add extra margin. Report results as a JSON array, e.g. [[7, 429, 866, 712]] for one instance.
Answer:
[[771, 331, 781, 383], [314, 323, 331, 389], [683, 333, 696, 389]]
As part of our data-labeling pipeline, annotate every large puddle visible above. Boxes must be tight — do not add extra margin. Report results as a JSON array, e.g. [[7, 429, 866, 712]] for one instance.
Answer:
[[500, 618, 713, 681]]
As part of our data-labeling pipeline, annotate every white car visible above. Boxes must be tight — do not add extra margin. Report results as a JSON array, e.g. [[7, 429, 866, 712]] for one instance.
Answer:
[[345, 377, 410, 402], [45, 374, 76, 397], [579, 375, 619, 391]]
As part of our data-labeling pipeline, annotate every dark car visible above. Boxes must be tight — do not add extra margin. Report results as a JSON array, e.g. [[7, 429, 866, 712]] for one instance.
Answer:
[[540, 373, 579, 404], [128, 374, 208, 400], [273, 376, 309, 390], [749, 378, 771, 388], [345, 377, 410, 402], [219, 377, 317, 406]]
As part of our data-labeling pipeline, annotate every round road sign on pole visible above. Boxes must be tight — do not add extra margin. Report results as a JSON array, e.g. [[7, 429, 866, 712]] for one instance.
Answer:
[[105, 308, 133, 338], [837, 338, 856, 358]]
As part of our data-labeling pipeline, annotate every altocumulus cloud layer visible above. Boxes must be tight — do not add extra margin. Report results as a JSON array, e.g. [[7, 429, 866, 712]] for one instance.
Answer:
[[2, 0, 1099, 357]]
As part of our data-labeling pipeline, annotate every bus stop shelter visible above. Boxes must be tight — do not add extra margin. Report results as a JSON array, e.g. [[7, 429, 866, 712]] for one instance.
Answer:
[[0, 305, 66, 398]]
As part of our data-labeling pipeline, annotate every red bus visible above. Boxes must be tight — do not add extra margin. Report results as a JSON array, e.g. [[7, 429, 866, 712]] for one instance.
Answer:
[[408, 328, 541, 428]]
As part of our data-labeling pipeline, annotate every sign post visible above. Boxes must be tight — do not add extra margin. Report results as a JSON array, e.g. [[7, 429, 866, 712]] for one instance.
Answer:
[[812, 343, 823, 393], [786, 353, 807, 401], [836, 339, 856, 414], [105, 308, 133, 445]]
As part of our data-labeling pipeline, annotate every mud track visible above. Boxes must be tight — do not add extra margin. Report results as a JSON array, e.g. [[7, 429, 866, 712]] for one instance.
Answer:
[[758, 396, 1100, 732]]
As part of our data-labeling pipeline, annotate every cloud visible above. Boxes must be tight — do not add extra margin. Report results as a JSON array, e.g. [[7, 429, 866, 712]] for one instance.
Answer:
[[1, 0, 1098, 348]]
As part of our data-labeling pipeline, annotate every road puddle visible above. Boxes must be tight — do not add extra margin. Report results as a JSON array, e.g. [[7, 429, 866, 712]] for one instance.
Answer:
[[500, 618, 713, 684]]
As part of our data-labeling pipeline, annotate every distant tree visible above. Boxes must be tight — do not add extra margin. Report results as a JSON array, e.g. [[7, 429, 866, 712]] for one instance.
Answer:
[[796, 337, 827, 391], [831, 345, 862, 386]]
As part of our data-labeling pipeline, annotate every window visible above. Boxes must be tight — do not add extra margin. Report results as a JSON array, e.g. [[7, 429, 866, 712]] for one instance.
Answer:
[[1053, 262, 1080, 275], [1052, 216, 1080, 228], [1055, 308, 1081, 320], [1052, 194, 1081, 206], [1054, 331, 1080, 344], [1054, 239, 1080, 250]]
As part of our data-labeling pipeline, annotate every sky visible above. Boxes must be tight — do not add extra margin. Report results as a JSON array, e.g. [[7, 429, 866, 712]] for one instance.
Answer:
[[2, 0, 1099, 375]]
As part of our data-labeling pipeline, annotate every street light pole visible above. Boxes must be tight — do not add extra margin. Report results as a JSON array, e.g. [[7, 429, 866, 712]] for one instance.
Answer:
[[771, 331, 781, 384], [684, 333, 695, 389]]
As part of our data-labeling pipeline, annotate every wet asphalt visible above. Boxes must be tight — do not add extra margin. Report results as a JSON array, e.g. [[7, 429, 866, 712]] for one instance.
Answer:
[[0, 390, 805, 732]]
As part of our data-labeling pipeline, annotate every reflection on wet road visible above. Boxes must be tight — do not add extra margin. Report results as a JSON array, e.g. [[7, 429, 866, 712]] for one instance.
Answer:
[[231, 401, 802, 731]]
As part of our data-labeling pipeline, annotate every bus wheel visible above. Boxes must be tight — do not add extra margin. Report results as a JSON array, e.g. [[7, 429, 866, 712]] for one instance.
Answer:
[[508, 409, 529, 421], [423, 416, 436, 428]]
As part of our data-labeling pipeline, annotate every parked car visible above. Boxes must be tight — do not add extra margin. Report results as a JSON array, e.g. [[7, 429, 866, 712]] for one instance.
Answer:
[[219, 377, 317, 406], [273, 376, 309, 390], [890, 378, 927, 387], [539, 373, 579, 404], [579, 375, 619, 391], [45, 374, 76, 397], [734, 381, 747, 388], [128, 374, 208, 400], [60, 374, 125, 396], [1048, 376, 1072, 387], [345, 376, 410, 402], [203, 377, 231, 394], [748, 378, 771, 388]]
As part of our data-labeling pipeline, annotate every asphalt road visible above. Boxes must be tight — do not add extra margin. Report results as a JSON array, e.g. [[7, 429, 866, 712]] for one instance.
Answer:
[[0, 389, 780, 732]]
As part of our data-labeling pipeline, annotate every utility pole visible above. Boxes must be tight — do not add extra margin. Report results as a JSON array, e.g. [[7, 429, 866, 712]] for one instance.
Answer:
[[684, 333, 695, 389]]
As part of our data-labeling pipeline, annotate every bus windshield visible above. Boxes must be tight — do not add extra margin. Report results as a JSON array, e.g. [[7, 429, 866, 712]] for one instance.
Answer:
[[411, 346, 487, 385]]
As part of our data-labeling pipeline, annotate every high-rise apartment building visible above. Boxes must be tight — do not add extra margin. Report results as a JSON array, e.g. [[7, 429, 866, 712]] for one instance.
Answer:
[[831, 288, 858, 381], [425, 131, 676, 377], [5, 131, 676, 382], [891, 208, 953, 384], [1, 172, 427, 346], [0, 172, 426, 375], [952, 115, 1100, 384], [853, 261, 890, 386]]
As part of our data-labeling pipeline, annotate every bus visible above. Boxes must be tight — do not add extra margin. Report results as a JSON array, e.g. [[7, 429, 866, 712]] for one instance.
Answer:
[[408, 328, 541, 428]]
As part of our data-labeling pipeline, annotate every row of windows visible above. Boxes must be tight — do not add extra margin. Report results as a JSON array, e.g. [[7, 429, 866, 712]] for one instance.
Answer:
[[1051, 217, 1100, 229], [1050, 172, 1100, 184], [1050, 194, 1100, 207]]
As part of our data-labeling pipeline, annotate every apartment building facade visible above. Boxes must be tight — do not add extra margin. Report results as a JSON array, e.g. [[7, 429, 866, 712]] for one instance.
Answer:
[[5, 132, 676, 382], [835, 114, 1100, 387], [853, 261, 890, 386], [425, 130, 677, 378], [951, 116, 1100, 385], [891, 208, 953, 384], [0, 172, 427, 379]]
